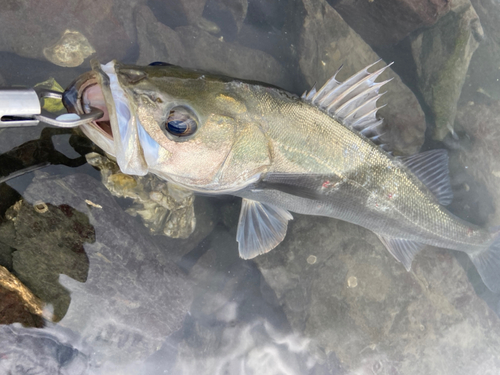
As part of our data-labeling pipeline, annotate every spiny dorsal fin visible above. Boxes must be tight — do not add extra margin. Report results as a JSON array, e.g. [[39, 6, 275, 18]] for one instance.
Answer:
[[302, 61, 393, 148], [399, 149, 453, 206]]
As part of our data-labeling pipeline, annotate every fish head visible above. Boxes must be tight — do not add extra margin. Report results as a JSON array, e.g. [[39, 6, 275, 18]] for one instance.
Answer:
[[63, 61, 272, 193]]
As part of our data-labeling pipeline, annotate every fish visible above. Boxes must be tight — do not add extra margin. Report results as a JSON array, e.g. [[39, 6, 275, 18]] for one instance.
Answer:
[[63, 60, 500, 292]]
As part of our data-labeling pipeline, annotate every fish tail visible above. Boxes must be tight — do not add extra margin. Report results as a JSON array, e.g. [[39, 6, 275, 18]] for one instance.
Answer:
[[469, 227, 500, 292]]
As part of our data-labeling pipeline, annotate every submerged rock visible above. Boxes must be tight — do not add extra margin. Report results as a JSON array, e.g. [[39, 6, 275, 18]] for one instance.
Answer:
[[43, 29, 95, 68], [254, 214, 500, 374], [135, 5, 187, 66], [20, 173, 193, 365], [0, 0, 143, 65], [332, 0, 450, 47], [454, 100, 500, 227], [4, 200, 93, 321], [411, 0, 484, 140], [298, 0, 426, 155], [0, 324, 90, 375], [176, 25, 290, 90]]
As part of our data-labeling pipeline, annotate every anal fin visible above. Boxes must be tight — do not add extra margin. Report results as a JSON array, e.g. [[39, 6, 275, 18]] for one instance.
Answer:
[[376, 235, 426, 271], [237, 199, 293, 260]]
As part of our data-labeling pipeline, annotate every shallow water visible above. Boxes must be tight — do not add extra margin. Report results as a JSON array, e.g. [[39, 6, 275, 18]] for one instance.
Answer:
[[1, 0, 500, 374]]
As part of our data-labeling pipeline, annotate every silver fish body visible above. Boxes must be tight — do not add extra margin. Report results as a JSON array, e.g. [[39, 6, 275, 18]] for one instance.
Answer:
[[63, 60, 500, 292]]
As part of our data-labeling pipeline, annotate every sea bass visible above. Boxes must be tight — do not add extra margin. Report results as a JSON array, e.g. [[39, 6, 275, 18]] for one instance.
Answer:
[[63, 60, 500, 292]]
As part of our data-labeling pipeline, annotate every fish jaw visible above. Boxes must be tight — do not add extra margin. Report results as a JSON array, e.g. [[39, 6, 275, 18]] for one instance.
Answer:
[[63, 61, 273, 193]]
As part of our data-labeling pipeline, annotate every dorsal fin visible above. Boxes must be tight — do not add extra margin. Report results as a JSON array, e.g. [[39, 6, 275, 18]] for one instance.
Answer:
[[399, 149, 453, 206], [302, 61, 393, 148]]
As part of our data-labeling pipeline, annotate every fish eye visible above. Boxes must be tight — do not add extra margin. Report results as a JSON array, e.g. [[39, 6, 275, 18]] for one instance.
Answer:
[[164, 107, 198, 138]]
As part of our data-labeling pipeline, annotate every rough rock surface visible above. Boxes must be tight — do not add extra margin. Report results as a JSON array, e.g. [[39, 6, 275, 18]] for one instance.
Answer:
[[0, 0, 144, 65], [5, 200, 93, 321], [462, 0, 500, 101], [0, 324, 90, 375], [176, 25, 290, 90], [254, 214, 500, 374], [332, 0, 450, 47], [454, 101, 500, 227], [21, 173, 193, 365], [298, 0, 426, 155], [411, 0, 484, 140], [135, 5, 187, 66]]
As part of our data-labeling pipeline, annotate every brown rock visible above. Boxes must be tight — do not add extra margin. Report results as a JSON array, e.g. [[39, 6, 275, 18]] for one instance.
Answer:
[[333, 0, 450, 47], [298, 0, 426, 155]]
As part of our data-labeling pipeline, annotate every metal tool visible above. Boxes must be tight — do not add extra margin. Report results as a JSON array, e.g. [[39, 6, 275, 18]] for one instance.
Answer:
[[0, 88, 103, 128]]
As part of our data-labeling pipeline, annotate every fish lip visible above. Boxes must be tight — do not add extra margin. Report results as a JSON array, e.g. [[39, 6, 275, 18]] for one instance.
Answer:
[[63, 66, 114, 141]]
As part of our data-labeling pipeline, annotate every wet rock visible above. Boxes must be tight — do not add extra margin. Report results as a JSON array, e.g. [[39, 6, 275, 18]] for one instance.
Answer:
[[203, 0, 248, 38], [0, 265, 45, 323], [454, 101, 500, 226], [461, 0, 500, 101], [173, 232, 324, 374], [135, 5, 187, 66], [0, 0, 144, 65], [254, 215, 500, 374], [411, 0, 484, 140], [0, 285, 44, 328], [0, 324, 90, 375], [43, 29, 96, 68], [298, 0, 426, 155], [5, 200, 92, 321], [176, 25, 290, 90], [332, 0, 450, 47], [22, 172, 193, 364]]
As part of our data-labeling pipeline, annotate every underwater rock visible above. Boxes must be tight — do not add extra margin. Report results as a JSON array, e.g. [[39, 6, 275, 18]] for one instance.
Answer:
[[135, 5, 187, 66], [298, 0, 426, 155], [22, 172, 193, 365], [0, 324, 90, 375], [254, 214, 500, 374], [411, 0, 484, 140], [0, 0, 143, 64], [332, 0, 450, 47], [454, 101, 500, 227], [203, 0, 248, 37], [86, 152, 196, 239], [42, 30, 95, 68], [461, 0, 500, 101], [176, 25, 290, 91], [0, 265, 45, 323], [173, 231, 324, 375], [5, 200, 92, 321]]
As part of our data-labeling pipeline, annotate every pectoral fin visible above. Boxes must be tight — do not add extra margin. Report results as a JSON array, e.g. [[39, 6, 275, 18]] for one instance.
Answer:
[[237, 199, 293, 259], [376, 235, 426, 271]]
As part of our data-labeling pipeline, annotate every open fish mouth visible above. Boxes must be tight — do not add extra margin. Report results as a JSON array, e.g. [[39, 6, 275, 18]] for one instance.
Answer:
[[63, 61, 152, 176]]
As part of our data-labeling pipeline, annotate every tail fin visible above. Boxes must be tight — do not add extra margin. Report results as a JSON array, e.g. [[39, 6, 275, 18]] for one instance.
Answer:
[[469, 229, 500, 292]]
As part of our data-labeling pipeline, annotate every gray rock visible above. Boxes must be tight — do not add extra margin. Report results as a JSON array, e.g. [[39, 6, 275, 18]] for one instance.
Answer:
[[135, 5, 187, 66], [203, 0, 248, 35], [332, 0, 450, 47], [254, 214, 500, 374], [21, 173, 193, 365], [0, 324, 90, 375], [176, 25, 291, 91], [460, 0, 500, 101], [298, 0, 426, 155], [411, 0, 484, 140], [0, 0, 145, 65], [454, 101, 500, 227]]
